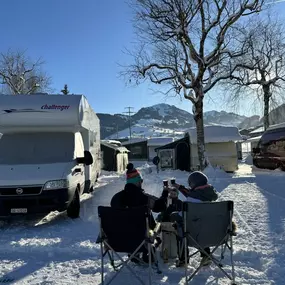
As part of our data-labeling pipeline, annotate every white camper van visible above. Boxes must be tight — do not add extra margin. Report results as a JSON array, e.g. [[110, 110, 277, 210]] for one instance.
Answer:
[[0, 94, 101, 218]]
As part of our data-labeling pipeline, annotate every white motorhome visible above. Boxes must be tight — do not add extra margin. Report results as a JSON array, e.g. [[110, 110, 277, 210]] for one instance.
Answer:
[[0, 94, 101, 218]]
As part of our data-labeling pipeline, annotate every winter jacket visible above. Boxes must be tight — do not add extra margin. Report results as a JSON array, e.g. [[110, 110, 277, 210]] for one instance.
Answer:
[[178, 184, 218, 203], [111, 183, 168, 212], [110, 183, 168, 229]]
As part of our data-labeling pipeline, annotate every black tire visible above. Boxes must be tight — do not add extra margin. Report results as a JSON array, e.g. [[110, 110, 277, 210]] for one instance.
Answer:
[[67, 188, 80, 219]]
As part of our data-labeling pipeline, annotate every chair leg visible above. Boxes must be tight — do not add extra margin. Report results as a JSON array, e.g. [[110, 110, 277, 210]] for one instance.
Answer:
[[103, 240, 146, 285], [220, 244, 226, 260], [230, 236, 236, 284], [187, 263, 204, 282], [184, 237, 188, 285], [107, 251, 119, 271], [100, 241, 104, 285], [151, 246, 162, 274], [183, 211, 188, 285], [148, 242, 152, 285], [105, 249, 146, 285]]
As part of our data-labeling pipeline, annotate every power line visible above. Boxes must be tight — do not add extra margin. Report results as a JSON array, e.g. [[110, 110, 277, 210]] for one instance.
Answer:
[[123, 106, 136, 141]]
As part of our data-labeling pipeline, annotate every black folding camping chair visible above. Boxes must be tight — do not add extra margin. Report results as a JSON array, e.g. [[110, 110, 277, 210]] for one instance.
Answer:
[[181, 201, 236, 284], [97, 205, 161, 285]]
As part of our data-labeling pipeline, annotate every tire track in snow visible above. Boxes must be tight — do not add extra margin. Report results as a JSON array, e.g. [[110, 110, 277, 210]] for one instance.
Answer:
[[220, 181, 284, 284], [221, 182, 271, 234], [245, 181, 285, 203]]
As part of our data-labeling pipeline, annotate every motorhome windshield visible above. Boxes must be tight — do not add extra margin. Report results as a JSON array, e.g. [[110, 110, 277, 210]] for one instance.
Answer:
[[0, 132, 74, 165]]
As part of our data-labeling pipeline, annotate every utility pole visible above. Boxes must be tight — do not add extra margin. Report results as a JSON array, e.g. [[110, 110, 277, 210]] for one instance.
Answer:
[[123, 107, 135, 141]]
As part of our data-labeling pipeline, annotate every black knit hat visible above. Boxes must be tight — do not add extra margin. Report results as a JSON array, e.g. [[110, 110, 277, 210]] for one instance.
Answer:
[[188, 171, 208, 189]]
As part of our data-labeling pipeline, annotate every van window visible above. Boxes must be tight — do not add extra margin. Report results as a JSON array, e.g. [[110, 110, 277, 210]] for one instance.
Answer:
[[258, 128, 285, 153], [74, 132, 85, 158], [0, 132, 74, 165]]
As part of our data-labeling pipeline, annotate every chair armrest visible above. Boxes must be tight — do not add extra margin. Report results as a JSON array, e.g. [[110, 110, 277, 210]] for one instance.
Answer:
[[154, 222, 161, 234]]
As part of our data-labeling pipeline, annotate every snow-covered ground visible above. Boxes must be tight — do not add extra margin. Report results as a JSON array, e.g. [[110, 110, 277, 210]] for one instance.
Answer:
[[1, 159, 285, 284]]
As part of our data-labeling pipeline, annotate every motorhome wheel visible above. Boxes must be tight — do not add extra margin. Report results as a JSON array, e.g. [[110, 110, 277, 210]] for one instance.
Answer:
[[67, 188, 80, 219]]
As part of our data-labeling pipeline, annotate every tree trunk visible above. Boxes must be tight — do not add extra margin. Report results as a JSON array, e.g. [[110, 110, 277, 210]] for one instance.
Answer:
[[193, 91, 206, 171], [263, 85, 270, 131]]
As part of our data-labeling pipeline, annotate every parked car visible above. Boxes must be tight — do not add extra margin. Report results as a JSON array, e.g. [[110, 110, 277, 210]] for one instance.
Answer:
[[252, 123, 285, 170]]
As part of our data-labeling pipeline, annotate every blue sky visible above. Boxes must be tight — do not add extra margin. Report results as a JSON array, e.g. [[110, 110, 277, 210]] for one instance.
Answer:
[[1, 0, 285, 116]]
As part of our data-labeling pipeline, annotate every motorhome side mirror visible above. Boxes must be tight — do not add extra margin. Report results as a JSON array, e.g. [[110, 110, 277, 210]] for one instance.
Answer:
[[76, 151, 93, 165], [76, 157, 85, 164], [84, 150, 93, 166]]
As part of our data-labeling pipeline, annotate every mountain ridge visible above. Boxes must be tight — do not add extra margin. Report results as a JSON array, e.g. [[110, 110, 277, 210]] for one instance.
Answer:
[[98, 103, 258, 139]]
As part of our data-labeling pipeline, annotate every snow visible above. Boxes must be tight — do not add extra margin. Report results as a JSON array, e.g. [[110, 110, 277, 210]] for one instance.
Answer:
[[121, 137, 174, 148], [203, 111, 246, 127], [108, 124, 184, 140], [187, 125, 243, 144], [101, 140, 122, 146], [137, 118, 163, 125], [151, 103, 171, 117], [2, 161, 285, 284], [250, 126, 264, 135], [246, 135, 262, 142]]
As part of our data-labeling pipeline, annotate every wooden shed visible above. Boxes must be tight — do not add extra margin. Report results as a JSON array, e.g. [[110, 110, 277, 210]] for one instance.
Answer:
[[100, 141, 129, 172], [122, 137, 175, 161], [155, 135, 190, 171], [122, 139, 148, 160], [156, 125, 243, 173]]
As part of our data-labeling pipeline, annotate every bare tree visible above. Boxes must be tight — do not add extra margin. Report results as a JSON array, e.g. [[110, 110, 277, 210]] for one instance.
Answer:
[[223, 16, 285, 131], [0, 50, 51, 95], [123, 0, 264, 170]]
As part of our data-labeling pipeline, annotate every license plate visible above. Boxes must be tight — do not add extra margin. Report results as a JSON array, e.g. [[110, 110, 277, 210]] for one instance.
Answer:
[[11, 208, 28, 214]]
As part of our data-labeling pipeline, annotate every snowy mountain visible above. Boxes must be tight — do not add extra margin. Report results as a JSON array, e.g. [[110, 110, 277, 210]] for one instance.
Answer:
[[97, 103, 250, 139], [239, 104, 285, 130], [238, 115, 261, 130]]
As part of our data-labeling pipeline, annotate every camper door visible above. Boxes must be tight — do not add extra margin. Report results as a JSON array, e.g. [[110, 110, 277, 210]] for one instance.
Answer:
[[159, 149, 175, 169]]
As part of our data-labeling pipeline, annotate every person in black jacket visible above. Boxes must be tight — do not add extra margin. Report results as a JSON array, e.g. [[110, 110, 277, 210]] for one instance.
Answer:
[[110, 163, 168, 263], [173, 171, 218, 202], [110, 163, 168, 227]]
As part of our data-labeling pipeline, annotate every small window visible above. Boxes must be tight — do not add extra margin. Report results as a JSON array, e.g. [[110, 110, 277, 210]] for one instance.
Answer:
[[74, 133, 84, 158], [159, 149, 174, 168]]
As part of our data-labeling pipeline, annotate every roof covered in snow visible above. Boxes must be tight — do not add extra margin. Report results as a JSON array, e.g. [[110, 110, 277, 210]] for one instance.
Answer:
[[147, 137, 174, 146], [246, 135, 262, 142], [100, 141, 129, 152], [187, 125, 243, 144], [101, 139, 122, 146], [122, 137, 174, 146], [249, 126, 264, 134]]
